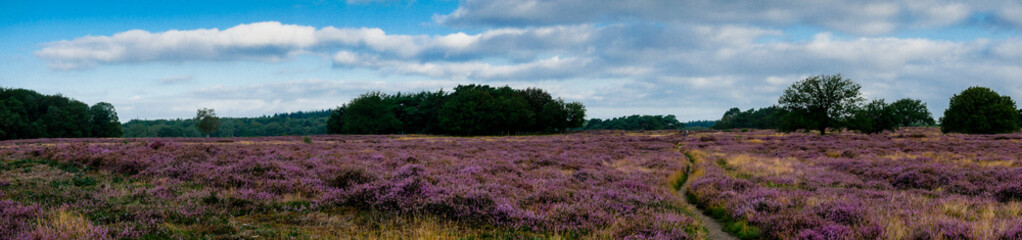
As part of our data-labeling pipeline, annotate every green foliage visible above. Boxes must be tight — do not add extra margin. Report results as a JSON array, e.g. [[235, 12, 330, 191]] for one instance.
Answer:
[[328, 85, 584, 136], [583, 115, 683, 130], [90, 102, 123, 137], [439, 85, 502, 135], [712, 106, 784, 130], [847, 99, 898, 134], [341, 92, 403, 134], [124, 110, 331, 137], [940, 86, 1020, 134], [682, 120, 717, 130], [777, 74, 863, 134], [890, 98, 936, 126], [194, 108, 221, 137], [0, 87, 122, 140]]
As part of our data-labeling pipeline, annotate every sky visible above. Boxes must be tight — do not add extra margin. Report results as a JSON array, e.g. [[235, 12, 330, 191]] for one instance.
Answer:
[[4, 0, 1022, 122]]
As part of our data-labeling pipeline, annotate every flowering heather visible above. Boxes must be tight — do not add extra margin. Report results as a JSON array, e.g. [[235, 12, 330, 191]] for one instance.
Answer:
[[685, 128, 1022, 240], [0, 133, 703, 239]]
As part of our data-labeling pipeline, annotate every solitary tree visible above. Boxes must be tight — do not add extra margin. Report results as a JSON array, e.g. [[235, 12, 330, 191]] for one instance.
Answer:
[[940, 87, 1020, 134], [194, 108, 221, 137], [890, 98, 935, 126], [778, 74, 863, 135]]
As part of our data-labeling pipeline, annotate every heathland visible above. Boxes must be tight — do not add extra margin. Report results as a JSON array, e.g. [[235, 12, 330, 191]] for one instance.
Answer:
[[1, 128, 1020, 239]]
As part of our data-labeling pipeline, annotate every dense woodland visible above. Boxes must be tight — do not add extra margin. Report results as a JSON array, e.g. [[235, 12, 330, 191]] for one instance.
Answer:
[[327, 85, 586, 135], [0, 88, 121, 140], [583, 115, 685, 130], [122, 110, 330, 137]]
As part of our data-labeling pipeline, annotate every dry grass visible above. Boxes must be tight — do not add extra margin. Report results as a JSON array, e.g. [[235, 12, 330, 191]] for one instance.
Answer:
[[723, 154, 795, 177], [31, 209, 105, 239]]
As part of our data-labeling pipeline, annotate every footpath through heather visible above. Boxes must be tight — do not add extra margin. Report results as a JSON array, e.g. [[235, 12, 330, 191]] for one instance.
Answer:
[[678, 146, 738, 240]]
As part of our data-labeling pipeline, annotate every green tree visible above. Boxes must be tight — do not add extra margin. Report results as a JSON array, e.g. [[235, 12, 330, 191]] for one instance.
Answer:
[[583, 115, 683, 130], [326, 107, 346, 134], [194, 108, 221, 137], [847, 99, 898, 134], [90, 102, 122, 137], [565, 101, 586, 129], [439, 85, 499, 135], [778, 74, 863, 135], [341, 92, 402, 134], [890, 98, 935, 126], [940, 87, 1020, 134]]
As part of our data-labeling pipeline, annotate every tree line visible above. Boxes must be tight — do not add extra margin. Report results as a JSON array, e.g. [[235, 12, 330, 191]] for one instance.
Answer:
[[583, 115, 684, 130], [122, 110, 330, 138], [327, 84, 586, 135], [713, 74, 1018, 134], [1, 88, 122, 140]]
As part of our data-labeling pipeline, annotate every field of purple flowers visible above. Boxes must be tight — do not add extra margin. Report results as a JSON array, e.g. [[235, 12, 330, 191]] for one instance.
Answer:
[[0, 133, 703, 239], [684, 128, 1022, 240]]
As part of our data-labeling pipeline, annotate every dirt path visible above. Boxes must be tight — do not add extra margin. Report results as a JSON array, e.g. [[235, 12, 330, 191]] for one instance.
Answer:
[[679, 150, 738, 240]]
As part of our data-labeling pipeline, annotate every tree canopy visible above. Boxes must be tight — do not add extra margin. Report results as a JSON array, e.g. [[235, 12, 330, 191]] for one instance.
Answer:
[[194, 108, 221, 137], [940, 86, 1020, 134], [846, 99, 898, 134], [328, 85, 586, 135], [584, 115, 684, 131], [0, 87, 122, 140], [124, 110, 331, 138], [90, 102, 122, 138], [712, 106, 784, 130], [889, 98, 936, 127], [777, 74, 863, 134]]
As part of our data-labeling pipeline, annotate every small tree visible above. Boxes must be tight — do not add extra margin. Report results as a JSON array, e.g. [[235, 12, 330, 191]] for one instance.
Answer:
[[940, 87, 1020, 134], [194, 108, 221, 137], [777, 74, 863, 135], [890, 98, 935, 126], [847, 99, 898, 134]]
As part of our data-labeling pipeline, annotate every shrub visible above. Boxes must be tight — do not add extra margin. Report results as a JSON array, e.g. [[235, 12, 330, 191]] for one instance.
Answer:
[[329, 168, 377, 189]]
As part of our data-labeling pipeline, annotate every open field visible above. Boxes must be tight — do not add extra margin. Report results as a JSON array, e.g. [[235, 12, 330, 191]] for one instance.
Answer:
[[684, 128, 1022, 239], [0, 133, 702, 239], [3, 128, 1022, 239]]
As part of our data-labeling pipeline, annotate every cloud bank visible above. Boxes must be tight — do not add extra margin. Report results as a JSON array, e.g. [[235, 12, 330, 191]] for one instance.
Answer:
[[34, 1, 1022, 120]]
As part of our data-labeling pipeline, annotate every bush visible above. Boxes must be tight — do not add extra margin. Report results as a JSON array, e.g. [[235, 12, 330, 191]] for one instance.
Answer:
[[941, 87, 1020, 134], [329, 168, 377, 189]]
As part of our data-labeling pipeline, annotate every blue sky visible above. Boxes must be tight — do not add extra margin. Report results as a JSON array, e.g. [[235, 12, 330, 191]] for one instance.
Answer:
[[4, 0, 1022, 122]]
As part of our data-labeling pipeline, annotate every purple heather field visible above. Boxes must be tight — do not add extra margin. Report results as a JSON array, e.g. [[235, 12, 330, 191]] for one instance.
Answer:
[[0, 132, 701, 239], [2, 129, 1022, 239], [685, 128, 1022, 240]]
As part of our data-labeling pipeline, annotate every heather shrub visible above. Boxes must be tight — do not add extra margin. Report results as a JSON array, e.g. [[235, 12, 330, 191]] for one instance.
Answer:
[[934, 220, 972, 240], [329, 167, 377, 189], [814, 202, 865, 225], [1001, 223, 1022, 240], [994, 182, 1022, 203], [0, 200, 41, 239], [796, 224, 852, 240]]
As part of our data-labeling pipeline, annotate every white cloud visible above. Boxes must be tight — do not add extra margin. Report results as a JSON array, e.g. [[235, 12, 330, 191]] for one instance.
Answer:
[[436, 0, 981, 35], [34, 2, 1022, 121], [36, 22, 318, 70]]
